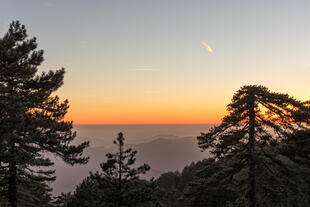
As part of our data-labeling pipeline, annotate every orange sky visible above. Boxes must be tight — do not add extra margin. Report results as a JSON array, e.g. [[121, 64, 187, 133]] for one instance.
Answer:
[[65, 108, 225, 125], [5, 1, 309, 125], [62, 86, 310, 125], [63, 94, 227, 125]]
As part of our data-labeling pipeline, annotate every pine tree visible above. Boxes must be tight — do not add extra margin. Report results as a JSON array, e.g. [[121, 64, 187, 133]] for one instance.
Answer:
[[155, 159, 213, 207], [184, 158, 239, 207], [279, 129, 310, 204], [0, 21, 89, 207], [197, 85, 310, 206], [65, 177, 103, 207], [91, 132, 155, 207], [52, 192, 74, 207]]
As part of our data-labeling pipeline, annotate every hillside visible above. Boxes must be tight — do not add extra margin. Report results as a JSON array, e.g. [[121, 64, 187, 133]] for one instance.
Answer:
[[50, 136, 209, 195]]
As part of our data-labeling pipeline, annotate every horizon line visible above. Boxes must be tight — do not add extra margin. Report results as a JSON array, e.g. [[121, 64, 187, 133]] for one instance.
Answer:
[[73, 123, 218, 126]]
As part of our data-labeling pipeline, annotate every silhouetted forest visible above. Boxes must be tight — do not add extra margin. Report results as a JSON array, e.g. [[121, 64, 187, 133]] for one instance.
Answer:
[[1, 21, 310, 207]]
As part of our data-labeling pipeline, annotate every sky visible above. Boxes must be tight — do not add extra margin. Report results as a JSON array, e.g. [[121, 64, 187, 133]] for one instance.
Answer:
[[1, 0, 310, 124]]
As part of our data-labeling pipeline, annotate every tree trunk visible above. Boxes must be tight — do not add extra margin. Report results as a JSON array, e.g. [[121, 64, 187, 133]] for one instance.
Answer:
[[248, 95, 257, 207], [117, 133, 123, 207], [8, 143, 17, 207]]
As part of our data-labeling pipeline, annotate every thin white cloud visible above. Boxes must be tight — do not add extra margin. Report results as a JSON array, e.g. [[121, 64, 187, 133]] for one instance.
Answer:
[[131, 68, 155, 71], [201, 41, 213, 53], [129, 67, 158, 71]]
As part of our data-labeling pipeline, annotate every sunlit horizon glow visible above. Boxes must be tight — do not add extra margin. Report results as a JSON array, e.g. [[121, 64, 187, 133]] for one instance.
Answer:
[[63, 93, 227, 125], [1, 0, 310, 125]]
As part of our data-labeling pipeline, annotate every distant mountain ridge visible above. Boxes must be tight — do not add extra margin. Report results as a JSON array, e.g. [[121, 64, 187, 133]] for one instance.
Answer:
[[50, 135, 210, 195], [130, 134, 180, 144]]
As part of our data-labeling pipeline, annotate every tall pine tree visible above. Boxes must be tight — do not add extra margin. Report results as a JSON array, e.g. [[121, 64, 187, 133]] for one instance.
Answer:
[[91, 132, 155, 207], [197, 85, 310, 206], [0, 21, 89, 207]]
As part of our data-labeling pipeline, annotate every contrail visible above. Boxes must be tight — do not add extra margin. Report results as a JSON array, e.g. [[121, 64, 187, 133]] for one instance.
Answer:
[[201, 41, 213, 53], [128, 67, 157, 71], [132, 68, 154, 71]]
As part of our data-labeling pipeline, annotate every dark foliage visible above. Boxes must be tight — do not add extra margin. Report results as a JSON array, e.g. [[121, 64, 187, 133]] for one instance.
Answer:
[[0, 21, 89, 207], [66, 133, 155, 207], [154, 159, 210, 207], [195, 85, 310, 206]]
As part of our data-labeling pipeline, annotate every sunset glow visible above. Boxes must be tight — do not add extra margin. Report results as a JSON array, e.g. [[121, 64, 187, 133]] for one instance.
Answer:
[[2, 0, 309, 125]]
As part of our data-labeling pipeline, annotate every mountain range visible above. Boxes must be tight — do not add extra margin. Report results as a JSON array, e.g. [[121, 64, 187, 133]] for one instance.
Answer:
[[50, 135, 209, 195]]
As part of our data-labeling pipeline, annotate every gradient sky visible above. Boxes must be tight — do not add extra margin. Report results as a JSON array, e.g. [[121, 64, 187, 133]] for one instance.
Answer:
[[1, 0, 310, 124]]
